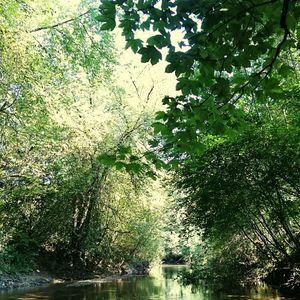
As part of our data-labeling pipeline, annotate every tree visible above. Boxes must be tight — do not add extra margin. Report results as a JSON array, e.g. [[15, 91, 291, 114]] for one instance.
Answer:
[[172, 98, 300, 285], [98, 0, 300, 158], [0, 0, 167, 275], [98, 1, 300, 287]]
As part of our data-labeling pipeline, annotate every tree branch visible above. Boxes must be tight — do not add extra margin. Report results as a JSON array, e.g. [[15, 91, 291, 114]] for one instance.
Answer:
[[257, 0, 290, 75], [217, 0, 291, 110], [29, 9, 93, 33]]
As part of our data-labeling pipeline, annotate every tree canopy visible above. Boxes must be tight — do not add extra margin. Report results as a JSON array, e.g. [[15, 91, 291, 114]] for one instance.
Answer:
[[98, 0, 300, 289], [0, 0, 169, 276], [0, 0, 299, 292], [99, 0, 299, 157]]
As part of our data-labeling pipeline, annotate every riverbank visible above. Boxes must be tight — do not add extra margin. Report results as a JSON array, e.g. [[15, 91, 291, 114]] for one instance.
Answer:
[[1, 265, 291, 300], [0, 264, 149, 291], [0, 272, 149, 292], [0, 272, 55, 290]]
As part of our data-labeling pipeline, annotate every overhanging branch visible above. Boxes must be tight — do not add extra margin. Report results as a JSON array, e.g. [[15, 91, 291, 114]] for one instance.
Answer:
[[29, 9, 94, 33], [218, 0, 291, 109]]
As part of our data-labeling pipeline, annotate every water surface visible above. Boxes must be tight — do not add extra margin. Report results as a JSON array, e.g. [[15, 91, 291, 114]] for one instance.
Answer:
[[0, 265, 293, 300]]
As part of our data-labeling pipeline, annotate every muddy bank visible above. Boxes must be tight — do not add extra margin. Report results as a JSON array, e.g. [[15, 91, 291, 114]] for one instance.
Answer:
[[0, 273, 54, 290], [0, 267, 147, 291]]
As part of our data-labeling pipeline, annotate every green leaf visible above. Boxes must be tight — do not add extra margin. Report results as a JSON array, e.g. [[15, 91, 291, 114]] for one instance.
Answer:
[[138, 46, 162, 65], [115, 162, 126, 170], [155, 111, 166, 120], [152, 122, 168, 135], [146, 170, 157, 180], [271, 87, 283, 94], [165, 63, 176, 73], [126, 39, 143, 53], [126, 162, 143, 173], [100, 18, 116, 31], [149, 139, 160, 147], [147, 34, 169, 49], [97, 154, 117, 166], [118, 146, 132, 155], [279, 64, 294, 77]]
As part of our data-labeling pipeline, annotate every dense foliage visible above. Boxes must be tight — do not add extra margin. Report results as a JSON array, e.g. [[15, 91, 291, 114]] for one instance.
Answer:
[[99, 0, 300, 290], [0, 0, 166, 277], [99, 0, 299, 156], [0, 0, 299, 293], [178, 116, 300, 286]]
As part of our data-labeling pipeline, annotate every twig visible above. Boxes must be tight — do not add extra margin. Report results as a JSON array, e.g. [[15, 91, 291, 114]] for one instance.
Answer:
[[29, 9, 94, 33]]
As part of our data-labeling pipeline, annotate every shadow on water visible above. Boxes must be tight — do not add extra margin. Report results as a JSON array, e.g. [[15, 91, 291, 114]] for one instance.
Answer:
[[0, 265, 296, 300]]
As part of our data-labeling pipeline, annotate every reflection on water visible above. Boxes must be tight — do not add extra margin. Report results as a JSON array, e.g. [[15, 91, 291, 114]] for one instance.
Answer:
[[0, 265, 294, 300]]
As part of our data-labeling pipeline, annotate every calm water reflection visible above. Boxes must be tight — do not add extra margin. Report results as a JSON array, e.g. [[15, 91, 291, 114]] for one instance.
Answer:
[[0, 265, 294, 300]]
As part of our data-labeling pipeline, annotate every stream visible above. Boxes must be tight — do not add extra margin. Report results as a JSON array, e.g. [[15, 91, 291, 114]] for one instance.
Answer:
[[0, 265, 294, 299]]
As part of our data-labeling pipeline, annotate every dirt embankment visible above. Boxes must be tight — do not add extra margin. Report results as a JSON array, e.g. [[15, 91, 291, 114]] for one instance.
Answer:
[[0, 273, 54, 290]]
